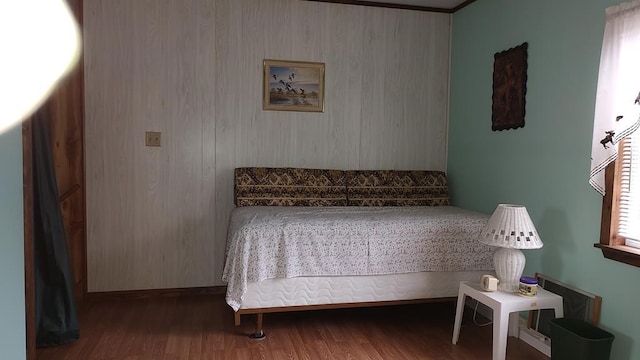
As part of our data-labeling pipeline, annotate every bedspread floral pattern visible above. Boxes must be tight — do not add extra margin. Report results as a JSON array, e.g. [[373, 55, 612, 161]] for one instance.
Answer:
[[222, 206, 494, 311]]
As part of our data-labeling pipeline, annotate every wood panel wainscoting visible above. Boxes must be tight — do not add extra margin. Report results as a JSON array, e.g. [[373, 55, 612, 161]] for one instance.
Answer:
[[35, 292, 548, 360]]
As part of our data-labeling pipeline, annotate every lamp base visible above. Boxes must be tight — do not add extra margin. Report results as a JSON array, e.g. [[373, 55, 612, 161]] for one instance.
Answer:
[[493, 247, 526, 292]]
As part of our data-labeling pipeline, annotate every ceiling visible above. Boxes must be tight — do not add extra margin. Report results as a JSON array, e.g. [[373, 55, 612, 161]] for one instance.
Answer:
[[306, 0, 476, 13]]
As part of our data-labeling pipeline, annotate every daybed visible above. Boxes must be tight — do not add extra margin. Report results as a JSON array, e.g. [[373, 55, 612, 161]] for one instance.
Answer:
[[222, 167, 495, 337]]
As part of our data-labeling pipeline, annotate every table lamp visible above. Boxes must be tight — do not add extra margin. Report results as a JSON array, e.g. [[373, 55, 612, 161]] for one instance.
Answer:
[[478, 204, 543, 292]]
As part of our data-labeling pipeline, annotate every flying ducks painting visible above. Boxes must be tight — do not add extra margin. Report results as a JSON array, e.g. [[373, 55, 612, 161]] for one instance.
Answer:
[[263, 59, 325, 112]]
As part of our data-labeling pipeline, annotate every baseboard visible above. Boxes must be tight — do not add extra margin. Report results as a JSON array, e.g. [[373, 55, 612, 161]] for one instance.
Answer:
[[85, 285, 227, 301]]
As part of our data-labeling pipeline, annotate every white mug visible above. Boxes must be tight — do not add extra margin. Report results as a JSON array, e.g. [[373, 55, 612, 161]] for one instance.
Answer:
[[481, 274, 499, 291]]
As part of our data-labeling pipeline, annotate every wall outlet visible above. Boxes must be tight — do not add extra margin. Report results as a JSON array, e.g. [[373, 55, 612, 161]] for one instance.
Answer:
[[145, 131, 161, 147]]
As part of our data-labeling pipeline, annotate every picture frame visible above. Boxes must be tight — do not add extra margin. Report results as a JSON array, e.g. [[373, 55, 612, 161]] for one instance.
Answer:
[[263, 59, 325, 112], [491, 42, 528, 131]]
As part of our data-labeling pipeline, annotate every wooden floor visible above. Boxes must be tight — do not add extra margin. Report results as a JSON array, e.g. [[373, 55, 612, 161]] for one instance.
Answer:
[[36, 294, 549, 360]]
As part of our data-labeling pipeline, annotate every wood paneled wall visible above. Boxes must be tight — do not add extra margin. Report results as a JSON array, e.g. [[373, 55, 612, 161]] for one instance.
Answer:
[[84, 0, 451, 291]]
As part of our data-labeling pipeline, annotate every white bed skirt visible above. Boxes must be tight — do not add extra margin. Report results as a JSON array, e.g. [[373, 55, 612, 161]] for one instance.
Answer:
[[239, 270, 493, 310]]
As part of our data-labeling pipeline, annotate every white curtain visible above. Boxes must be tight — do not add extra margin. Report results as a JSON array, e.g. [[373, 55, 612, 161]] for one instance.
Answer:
[[590, 1, 640, 195]]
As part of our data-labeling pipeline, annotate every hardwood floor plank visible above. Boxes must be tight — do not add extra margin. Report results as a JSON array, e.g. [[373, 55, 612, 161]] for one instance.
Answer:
[[114, 300, 152, 358], [357, 343, 386, 360], [270, 349, 298, 360], [36, 294, 549, 360]]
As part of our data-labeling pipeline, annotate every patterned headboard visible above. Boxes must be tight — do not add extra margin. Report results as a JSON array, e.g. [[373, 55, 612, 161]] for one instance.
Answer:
[[233, 167, 449, 206], [346, 170, 449, 206], [234, 167, 347, 206]]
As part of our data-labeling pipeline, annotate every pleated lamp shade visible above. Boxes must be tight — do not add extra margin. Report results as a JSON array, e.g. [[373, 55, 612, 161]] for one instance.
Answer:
[[479, 204, 543, 249], [478, 204, 543, 292]]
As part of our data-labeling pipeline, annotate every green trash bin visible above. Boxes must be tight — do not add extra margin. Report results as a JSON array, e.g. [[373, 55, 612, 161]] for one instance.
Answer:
[[550, 318, 615, 360]]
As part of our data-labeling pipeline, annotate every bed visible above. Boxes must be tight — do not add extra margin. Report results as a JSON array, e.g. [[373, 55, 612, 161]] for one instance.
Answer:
[[222, 167, 495, 337]]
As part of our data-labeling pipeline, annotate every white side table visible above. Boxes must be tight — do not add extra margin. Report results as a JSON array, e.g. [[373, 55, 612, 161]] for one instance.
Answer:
[[452, 281, 563, 360]]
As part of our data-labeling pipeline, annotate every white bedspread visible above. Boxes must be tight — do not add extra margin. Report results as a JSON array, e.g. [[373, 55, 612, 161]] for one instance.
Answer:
[[222, 206, 494, 311]]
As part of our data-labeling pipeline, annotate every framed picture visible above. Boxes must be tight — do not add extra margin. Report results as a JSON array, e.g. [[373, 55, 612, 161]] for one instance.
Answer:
[[263, 59, 325, 112], [491, 42, 528, 131]]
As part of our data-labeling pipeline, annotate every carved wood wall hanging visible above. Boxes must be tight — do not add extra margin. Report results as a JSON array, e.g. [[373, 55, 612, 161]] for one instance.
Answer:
[[491, 42, 528, 131]]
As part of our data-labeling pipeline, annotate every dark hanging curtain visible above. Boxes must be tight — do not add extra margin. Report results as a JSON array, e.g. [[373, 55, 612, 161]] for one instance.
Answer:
[[32, 108, 79, 347]]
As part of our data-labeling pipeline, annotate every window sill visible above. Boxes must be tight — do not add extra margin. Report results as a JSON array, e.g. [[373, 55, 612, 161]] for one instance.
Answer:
[[594, 243, 640, 268]]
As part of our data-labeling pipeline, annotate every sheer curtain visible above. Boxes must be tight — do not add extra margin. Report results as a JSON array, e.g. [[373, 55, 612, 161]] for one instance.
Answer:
[[589, 1, 640, 195]]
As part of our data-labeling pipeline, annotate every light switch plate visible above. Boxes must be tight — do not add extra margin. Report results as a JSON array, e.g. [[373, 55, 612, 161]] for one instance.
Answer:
[[145, 131, 161, 147]]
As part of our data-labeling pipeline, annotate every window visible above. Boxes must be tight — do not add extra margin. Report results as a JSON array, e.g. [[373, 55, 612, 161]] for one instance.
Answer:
[[617, 134, 640, 249], [592, 2, 640, 268], [597, 136, 640, 268]]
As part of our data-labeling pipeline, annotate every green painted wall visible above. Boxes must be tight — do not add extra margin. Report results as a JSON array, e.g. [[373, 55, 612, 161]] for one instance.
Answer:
[[0, 126, 26, 360], [449, 1, 639, 359]]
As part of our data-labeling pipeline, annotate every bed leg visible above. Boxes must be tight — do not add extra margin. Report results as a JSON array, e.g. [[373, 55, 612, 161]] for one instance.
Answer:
[[234, 312, 241, 326], [248, 313, 266, 340]]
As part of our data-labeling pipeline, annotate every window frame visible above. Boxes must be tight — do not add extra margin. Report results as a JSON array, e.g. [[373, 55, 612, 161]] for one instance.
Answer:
[[596, 139, 640, 267]]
